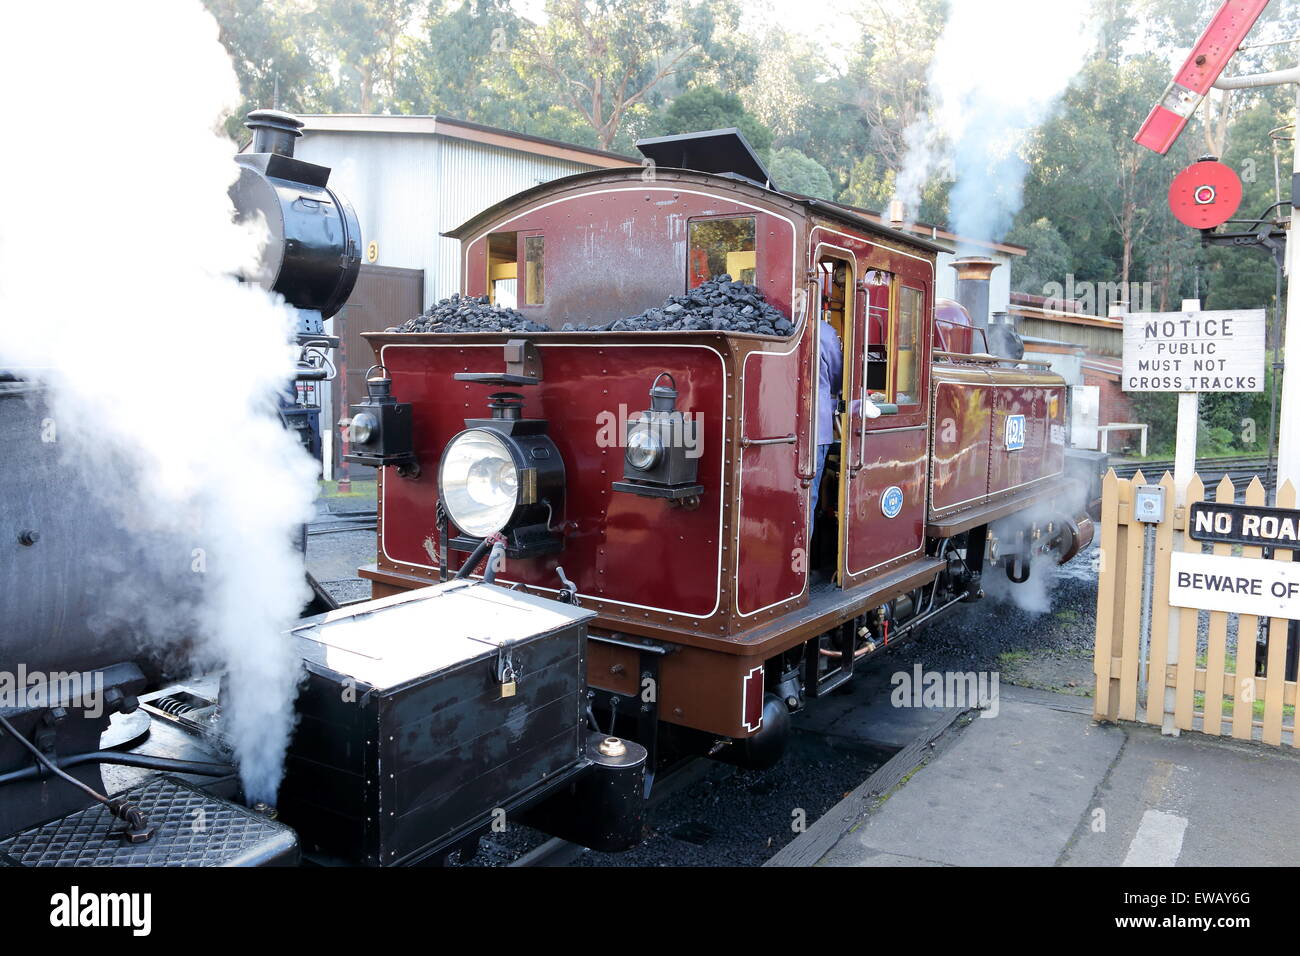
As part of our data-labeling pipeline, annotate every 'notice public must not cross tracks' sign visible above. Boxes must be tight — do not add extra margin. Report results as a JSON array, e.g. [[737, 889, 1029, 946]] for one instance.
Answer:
[[1122, 309, 1265, 393]]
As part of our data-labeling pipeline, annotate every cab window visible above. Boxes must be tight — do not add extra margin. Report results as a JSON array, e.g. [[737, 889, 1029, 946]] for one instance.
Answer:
[[893, 286, 924, 406], [486, 231, 518, 307], [524, 235, 544, 305], [688, 217, 756, 287], [864, 270, 892, 395]]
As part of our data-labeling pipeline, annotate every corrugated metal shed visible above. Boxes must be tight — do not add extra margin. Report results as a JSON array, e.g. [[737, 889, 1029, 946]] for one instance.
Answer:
[[292, 115, 635, 307], [432, 137, 592, 301]]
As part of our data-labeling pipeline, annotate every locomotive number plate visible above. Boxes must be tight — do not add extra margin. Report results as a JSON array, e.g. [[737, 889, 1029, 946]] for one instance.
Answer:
[[1005, 415, 1026, 451]]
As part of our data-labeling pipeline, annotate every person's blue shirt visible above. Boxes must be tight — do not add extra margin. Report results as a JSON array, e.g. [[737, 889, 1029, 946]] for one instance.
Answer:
[[818, 318, 843, 446]]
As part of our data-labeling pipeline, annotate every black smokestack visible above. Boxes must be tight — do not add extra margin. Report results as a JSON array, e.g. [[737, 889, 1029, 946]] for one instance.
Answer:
[[245, 108, 304, 157]]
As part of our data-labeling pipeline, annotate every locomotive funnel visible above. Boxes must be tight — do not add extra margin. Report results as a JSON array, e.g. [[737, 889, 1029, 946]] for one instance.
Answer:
[[245, 109, 304, 158], [950, 256, 1000, 331], [230, 110, 361, 319]]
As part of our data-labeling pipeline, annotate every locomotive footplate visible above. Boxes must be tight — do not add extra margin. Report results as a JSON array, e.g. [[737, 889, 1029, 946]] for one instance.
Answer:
[[0, 775, 298, 867]]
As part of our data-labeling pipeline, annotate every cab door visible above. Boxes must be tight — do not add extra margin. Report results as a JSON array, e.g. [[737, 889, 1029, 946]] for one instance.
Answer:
[[842, 275, 930, 582]]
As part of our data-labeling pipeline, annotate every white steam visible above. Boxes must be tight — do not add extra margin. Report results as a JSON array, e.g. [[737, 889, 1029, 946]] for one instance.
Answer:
[[892, 0, 1096, 248], [983, 554, 1058, 616], [0, 2, 318, 804]]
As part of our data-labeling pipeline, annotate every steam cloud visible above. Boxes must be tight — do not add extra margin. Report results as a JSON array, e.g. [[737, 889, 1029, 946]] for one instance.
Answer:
[[892, 0, 1097, 249], [0, 2, 317, 804]]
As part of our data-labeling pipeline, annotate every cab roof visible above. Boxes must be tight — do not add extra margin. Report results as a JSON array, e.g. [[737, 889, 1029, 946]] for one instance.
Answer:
[[444, 164, 946, 255]]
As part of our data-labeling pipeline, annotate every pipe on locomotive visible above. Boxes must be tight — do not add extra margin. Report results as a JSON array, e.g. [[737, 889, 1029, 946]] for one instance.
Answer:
[[949, 257, 1024, 360]]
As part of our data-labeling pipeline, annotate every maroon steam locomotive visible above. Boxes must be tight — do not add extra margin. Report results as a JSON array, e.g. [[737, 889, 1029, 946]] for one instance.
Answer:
[[347, 129, 1094, 768]]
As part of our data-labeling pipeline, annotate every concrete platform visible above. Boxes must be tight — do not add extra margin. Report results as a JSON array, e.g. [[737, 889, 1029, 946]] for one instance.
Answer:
[[768, 685, 1300, 867]]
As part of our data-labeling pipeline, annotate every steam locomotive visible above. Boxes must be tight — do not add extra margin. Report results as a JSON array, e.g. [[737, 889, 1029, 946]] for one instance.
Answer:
[[0, 116, 1091, 868], [347, 128, 1095, 777]]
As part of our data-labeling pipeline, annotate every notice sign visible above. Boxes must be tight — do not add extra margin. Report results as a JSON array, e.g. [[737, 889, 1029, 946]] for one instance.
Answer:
[[1169, 551, 1300, 619], [1122, 309, 1265, 392], [1188, 501, 1300, 549]]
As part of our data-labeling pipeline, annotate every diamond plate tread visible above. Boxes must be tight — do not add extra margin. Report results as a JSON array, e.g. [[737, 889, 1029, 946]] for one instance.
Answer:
[[0, 775, 298, 866]]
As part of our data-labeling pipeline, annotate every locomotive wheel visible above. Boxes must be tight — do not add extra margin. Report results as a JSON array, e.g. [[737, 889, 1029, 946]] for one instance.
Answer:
[[710, 694, 790, 771]]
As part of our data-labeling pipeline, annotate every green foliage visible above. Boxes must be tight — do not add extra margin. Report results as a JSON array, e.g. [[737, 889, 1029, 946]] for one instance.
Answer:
[[1128, 362, 1281, 459], [1018, 54, 1189, 294], [767, 148, 833, 199], [511, 0, 711, 150], [1202, 97, 1290, 315], [1127, 391, 1179, 456], [313, 0, 422, 112], [659, 86, 772, 153], [201, 0, 1299, 335], [838, 154, 892, 211], [1005, 218, 1073, 296], [203, 0, 335, 139]]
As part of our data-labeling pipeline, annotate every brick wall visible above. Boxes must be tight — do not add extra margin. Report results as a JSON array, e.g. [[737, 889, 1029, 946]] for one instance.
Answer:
[[1084, 371, 1139, 452]]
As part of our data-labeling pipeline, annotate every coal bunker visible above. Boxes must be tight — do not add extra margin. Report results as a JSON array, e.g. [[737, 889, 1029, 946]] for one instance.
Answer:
[[389, 276, 794, 336]]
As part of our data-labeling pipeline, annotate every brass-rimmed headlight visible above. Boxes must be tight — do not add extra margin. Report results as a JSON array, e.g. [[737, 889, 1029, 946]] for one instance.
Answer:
[[438, 429, 520, 538]]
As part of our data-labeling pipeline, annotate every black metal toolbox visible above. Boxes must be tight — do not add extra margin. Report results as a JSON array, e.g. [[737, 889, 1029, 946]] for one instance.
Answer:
[[278, 580, 593, 865]]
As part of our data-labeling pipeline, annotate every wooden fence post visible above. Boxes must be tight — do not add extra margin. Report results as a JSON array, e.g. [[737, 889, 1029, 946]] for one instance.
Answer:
[[1232, 476, 1268, 740], [1262, 480, 1296, 745], [1173, 475, 1206, 731], [1118, 470, 1147, 721], [1144, 471, 1177, 726], [1202, 476, 1237, 736], [1094, 469, 1122, 721]]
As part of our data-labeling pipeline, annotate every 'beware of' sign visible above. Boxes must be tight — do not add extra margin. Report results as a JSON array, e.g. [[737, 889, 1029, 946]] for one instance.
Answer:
[[1169, 551, 1300, 619], [1122, 309, 1264, 393]]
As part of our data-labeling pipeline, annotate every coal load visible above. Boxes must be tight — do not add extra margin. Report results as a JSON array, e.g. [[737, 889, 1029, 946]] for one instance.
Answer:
[[563, 275, 794, 336], [389, 276, 793, 336], [390, 293, 549, 333]]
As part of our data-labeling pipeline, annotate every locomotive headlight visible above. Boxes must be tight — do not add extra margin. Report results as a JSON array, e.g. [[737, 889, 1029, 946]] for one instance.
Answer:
[[349, 410, 378, 445], [625, 425, 663, 471], [439, 429, 520, 537], [437, 390, 566, 558], [343, 365, 418, 478], [612, 372, 704, 503]]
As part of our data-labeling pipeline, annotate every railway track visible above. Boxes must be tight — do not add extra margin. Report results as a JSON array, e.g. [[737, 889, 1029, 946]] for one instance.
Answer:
[[306, 510, 377, 535], [1109, 455, 1276, 490]]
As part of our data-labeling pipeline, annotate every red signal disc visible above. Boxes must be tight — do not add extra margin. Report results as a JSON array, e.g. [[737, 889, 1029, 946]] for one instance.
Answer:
[[1168, 159, 1242, 229]]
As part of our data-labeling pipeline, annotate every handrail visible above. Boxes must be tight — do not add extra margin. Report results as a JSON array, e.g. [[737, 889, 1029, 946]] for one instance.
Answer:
[[933, 349, 1053, 370], [934, 318, 988, 355], [741, 433, 796, 447]]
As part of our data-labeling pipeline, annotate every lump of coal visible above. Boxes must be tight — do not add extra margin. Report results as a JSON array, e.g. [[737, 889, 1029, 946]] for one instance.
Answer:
[[613, 275, 794, 336], [388, 292, 549, 333], [387, 276, 794, 336]]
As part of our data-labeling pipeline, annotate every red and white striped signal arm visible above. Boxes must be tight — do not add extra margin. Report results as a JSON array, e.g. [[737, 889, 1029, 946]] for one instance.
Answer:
[[1134, 0, 1271, 155]]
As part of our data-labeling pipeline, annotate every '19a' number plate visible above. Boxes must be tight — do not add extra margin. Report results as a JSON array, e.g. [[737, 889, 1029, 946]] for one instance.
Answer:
[[1005, 414, 1026, 451]]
